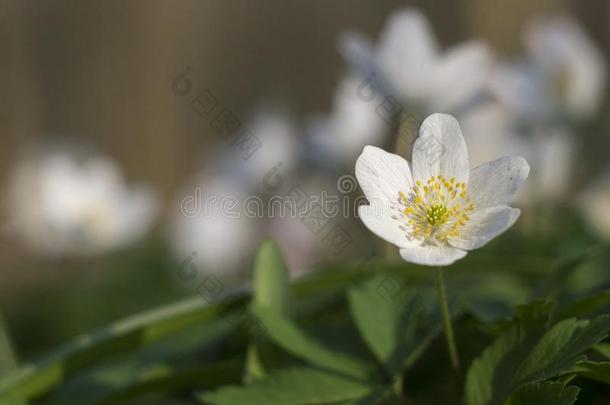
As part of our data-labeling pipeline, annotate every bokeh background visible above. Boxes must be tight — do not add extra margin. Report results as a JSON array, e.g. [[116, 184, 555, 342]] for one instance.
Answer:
[[1, 0, 609, 366]]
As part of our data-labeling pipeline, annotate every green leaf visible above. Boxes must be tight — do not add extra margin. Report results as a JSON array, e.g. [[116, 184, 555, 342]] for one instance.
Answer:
[[0, 258, 374, 401], [465, 300, 610, 405], [347, 275, 441, 377], [0, 295, 248, 401], [246, 240, 292, 382], [561, 360, 610, 385], [505, 381, 579, 405], [101, 359, 244, 404], [250, 305, 372, 379], [594, 343, 610, 359], [253, 240, 291, 316], [199, 367, 375, 405], [40, 315, 242, 404]]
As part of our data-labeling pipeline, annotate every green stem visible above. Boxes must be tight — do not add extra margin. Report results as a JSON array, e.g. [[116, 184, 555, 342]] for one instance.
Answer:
[[435, 267, 460, 374]]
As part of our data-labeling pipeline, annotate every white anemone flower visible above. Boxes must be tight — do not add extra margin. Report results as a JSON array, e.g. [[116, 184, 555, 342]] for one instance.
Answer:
[[235, 108, 300, 186], [8, 150, 158, 256], [340, 8, 492, 113], [459, 103, 574, 205], [309, 75, 388, 164], [491, 15, 606, 122], [170, 175, 258, 278], [459, 102, 529, 168], [356, 113, 529, 266]]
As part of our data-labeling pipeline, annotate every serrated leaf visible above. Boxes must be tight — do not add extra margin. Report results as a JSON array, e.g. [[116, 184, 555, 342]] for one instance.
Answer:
[[465, 300, 610, 405], [505, 381, 579, 405], [199, 367, 375, 405], [250, 305, 372, 379], [347, 275, 441, 377]]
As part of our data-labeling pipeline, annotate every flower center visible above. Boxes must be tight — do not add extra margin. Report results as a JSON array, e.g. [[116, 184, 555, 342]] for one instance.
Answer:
[[426, 204, 448, 226], [398, 175, 474, 242]]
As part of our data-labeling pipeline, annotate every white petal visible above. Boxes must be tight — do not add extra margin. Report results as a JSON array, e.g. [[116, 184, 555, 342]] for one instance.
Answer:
[[429, 40, 493, 111], [412, 113, 470, 184], [399, 244, 467, 266], [449, 206, 520, 250], [468, 156, 530, 210], [376, 8, 438, 99], [358, 204, 415, 248], [355, 145, 414, 205]]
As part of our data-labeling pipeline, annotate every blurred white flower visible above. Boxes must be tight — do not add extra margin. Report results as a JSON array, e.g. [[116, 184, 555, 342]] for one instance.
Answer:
[[580, 171, 610, 241], [459, 102, 529, 167], [356, 114, 529, 266], [267, 215, 320, 277], [489, 61, 550, 123], [340, 7, 493, 112], [529, 127, 575, 202], [460, 103, 575, 205], [170, 175, 258, 278], [235, 108, 300, 186], [8, 150, 158, 256], [309, 75, 388, 163], [491, 15, 606, 122]]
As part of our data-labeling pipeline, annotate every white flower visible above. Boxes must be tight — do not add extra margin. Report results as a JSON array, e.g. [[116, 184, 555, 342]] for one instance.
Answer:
[[340, 8, 492, 112], [529, 127, 575, 202], [234, 108, 300, 185], [356, 113, 529, 266], [309, 75, 388, 164], [8, 150, 158, 255], [491, 15, 606, 122], [579, 171, 610, 241], [489, 62, 550, 124], [459, 102, 529, 168], [460, 102, 574, 204], [169, 175, 258, 278]]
